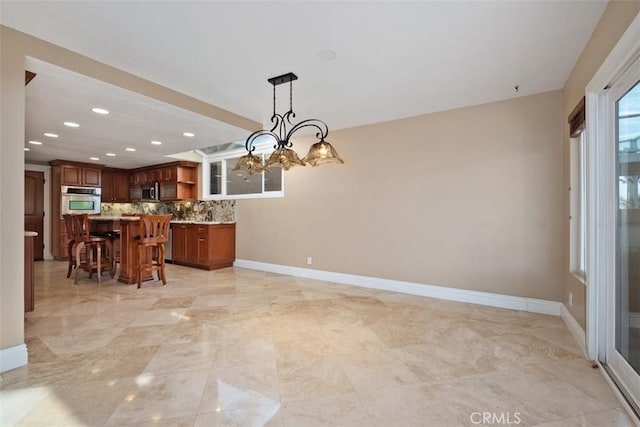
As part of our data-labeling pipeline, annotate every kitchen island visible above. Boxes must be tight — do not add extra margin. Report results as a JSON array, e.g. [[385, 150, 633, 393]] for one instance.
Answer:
[[88, 216, 236, 283], [170, 221, 236, 270], [89, 216, 153, 285]]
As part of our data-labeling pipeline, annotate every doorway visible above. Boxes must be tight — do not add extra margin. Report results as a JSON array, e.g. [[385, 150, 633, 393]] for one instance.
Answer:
[[24, 170, 44, 260], [584, 11, 640, 414], [589, 47, 640, 413]]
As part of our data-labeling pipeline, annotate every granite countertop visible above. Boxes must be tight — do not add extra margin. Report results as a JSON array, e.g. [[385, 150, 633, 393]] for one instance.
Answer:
[[88, 216, 234, 224], [24, 231, 38, 237], [170, 220, 236, 225], [89, 215, 139, 221]]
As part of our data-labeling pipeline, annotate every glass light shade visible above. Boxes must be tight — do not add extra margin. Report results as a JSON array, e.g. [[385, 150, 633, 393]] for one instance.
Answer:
[[232, 154, 264, 175], [265, 147, 306, 171], [303, 140, 344, 166]]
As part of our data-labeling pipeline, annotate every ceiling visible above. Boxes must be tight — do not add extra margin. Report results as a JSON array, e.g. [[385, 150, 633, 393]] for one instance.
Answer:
[[24, 59, 250, 168], [2, 1, 607, 168]]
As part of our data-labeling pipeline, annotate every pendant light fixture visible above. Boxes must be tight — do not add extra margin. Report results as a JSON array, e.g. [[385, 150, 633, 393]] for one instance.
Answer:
[[234, 72, 343, 175]]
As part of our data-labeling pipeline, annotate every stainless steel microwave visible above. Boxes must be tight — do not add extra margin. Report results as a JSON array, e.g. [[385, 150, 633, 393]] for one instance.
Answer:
[[61, 185, 101, 215], [141, 182, 159, 201]]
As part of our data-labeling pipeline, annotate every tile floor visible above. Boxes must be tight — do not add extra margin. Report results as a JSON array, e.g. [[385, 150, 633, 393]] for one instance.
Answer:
[[0, 261, 634, 426]]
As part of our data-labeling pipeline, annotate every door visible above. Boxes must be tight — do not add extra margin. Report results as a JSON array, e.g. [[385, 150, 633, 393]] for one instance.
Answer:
[[604, 58, 640, 409], [24, 170, 44, 260]]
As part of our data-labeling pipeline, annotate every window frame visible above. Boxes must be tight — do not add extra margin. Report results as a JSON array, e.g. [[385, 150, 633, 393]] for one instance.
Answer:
[[200, 144, 284, 200], [570, 131, 587, 282]]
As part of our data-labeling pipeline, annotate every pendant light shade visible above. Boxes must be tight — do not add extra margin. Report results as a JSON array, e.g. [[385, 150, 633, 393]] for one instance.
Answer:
[[265, 147, 306, 171], [303, 140, 344, 167], [232, 153, 265, 175]]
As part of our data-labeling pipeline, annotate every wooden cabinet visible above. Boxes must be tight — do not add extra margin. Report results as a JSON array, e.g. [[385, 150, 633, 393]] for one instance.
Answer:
[[195, 225, 209, 265], [160, 182, 195, 201], [50, 160, 105, 260], [159, 165, 196, 201], [129, 185, 142, 201], [24, 234, 35, 312], [129, 161, 198, 201], [83, 167, 101, 186], [161, 167, 175, 182], [58, 219, 69, 259], [171, 223, 235, 270], [58, 163, 101, 187], [172, 223, 188, 263], [61, 165, 81, 185], [102, 168, 130, 202]]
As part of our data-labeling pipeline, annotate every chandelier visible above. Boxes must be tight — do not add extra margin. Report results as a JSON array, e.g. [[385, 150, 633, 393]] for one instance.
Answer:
[[233, 72, 343, 175]]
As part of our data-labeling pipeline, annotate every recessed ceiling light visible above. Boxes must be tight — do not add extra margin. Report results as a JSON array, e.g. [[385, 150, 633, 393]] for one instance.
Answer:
[[125, 147, 136, 152], [64, 122, 79, 128], [89, 157, 100, 161], [44, 133, 58, 138], [183, 132, 195, 137], [91, 107, 110, 115], [151, 140, 162, 145], [24, 147, 30, 151], [28, 140, 42, 145], [106, 153, 116, 157]]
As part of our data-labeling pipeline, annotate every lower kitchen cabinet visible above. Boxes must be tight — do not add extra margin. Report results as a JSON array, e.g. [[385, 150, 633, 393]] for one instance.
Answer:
[[171, 223, 235, 270]]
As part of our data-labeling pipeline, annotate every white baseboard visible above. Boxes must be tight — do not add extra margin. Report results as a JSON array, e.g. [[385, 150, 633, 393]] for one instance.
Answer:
[[234, 259, 562, 316], [561, 304, 587, 358], [0, 344, 27, 373]]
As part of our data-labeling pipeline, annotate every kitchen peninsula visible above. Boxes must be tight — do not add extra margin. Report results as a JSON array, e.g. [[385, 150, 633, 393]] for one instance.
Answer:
[[90, 216, 236, 284], [89, 215, 143, 284]]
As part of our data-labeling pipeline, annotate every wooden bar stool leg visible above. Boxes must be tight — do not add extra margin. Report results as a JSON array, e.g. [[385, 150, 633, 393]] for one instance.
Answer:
[[106, 239, 115, 278], [159, 244, 167, 285], [137, 244, 143, 289], [89, 245, 94, 279], [67, 240, 74, 278], [74, 242, 83, 285], [96, 243, 102, 285], [109, 238, 117, 279]]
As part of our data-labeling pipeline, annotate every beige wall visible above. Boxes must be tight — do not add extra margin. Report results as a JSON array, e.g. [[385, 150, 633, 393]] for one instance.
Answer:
[[562, 1, 640, 330], [238, 91, 564, 301], [0, 26, 28, 351], [0, 26, 257, 361]]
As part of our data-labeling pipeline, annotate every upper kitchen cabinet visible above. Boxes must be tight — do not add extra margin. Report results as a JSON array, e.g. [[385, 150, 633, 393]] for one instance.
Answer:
[[50, 160, 102, 188], [129, 161, 199, 201], [159, 163, 197, 201], [130, 169, 161, 186], [102, 168, 130, 202]]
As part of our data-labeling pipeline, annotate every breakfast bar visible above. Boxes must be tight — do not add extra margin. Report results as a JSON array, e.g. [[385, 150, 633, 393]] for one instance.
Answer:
[[87, 216, 236, 284], [89, 216, 154, 284]]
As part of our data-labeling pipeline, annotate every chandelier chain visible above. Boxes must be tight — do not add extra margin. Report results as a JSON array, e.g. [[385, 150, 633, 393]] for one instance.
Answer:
[[272, 83, 276, 118], [289, 80, 293, 113]]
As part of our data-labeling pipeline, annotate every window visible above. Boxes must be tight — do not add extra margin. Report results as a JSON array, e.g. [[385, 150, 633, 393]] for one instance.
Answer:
[[569, 97, 586, 280], [570, 131, 586, 279], [201, 145, 284, 200]]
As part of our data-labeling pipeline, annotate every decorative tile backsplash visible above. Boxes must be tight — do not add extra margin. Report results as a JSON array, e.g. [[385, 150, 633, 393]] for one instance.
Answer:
[[101, 200, 236, 222]]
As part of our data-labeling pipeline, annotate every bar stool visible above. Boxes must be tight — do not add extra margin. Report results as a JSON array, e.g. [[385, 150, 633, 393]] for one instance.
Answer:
[[89, 229, 120, 273], [64, 214, 115, 284], [135, 214, 172, 288], [63, 215, 77, 278]]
